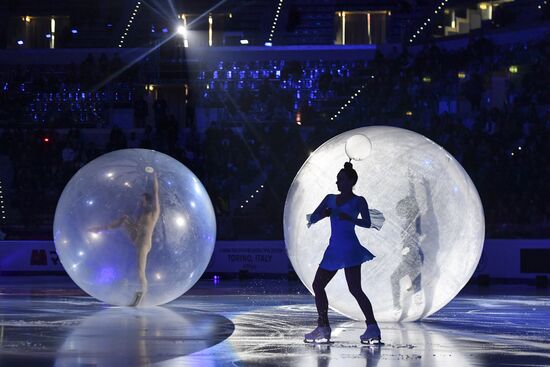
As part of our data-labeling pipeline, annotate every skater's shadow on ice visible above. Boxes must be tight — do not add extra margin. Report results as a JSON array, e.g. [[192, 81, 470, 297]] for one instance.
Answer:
[[54, 306, 235, 366]]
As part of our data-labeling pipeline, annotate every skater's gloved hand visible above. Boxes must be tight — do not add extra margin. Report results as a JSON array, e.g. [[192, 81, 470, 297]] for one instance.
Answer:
[[401, 247, 410, 255]]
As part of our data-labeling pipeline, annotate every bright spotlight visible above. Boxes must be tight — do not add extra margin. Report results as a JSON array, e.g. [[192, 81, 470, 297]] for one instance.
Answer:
[[176, 25, 187, 37]]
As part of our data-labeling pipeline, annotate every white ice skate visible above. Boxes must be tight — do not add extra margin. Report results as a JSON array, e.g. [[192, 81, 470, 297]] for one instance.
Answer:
[[304, 326, 332, 344], [360, 324, 384, 345], [392, 307, 402, 319], [413, 291, 424, 305], [129, 291, 144, 307]]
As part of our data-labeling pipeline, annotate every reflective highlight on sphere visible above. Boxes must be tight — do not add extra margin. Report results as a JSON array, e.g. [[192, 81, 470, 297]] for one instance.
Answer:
[[284, 126, 484, 322], [54, 149, 216, 307]]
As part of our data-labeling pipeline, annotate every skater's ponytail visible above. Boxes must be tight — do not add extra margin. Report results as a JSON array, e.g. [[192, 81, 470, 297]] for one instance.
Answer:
[[341, 161, 358, 186]]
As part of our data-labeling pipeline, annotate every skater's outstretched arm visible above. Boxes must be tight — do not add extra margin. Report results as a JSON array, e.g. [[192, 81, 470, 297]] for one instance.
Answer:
[[339, 196, 372, 228], [307, 195, 331, 226], [152, 173, 160, 219]]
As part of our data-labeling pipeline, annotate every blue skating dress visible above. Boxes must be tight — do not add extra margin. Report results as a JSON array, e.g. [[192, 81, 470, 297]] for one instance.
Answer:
[[319, 195, 375, 271]]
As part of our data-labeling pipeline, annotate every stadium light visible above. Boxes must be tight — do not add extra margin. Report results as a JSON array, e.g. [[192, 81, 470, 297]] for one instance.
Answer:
[[177, 25, 187, 37]]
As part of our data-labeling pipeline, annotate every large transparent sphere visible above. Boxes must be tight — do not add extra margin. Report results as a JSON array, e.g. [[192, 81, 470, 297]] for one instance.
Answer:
[[54, 149, 216, 307], [284, 126, 484, 322]]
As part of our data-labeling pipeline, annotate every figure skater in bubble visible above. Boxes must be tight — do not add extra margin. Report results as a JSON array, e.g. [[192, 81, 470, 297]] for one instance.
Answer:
[[90, 171, 160, 306], [417, 176, 440, 319], [305, 162, 384, 345], [390, 175, 425, 320]]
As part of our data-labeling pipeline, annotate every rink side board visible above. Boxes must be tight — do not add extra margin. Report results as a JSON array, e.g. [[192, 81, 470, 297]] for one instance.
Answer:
[[205, 241, 293, 274], [0, 241, 64, 275], [0, 239, 548, 278]]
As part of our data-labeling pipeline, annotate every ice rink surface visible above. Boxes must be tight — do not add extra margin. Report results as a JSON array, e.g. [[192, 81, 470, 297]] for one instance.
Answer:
[[0, 277, 549, 366]]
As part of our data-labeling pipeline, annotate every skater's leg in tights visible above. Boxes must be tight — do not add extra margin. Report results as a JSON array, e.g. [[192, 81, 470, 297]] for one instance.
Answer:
[[411, 272, 422, 293], [390, 263, 406, 309], [345, 265, 377, 325], [312, 267, 338, 327]]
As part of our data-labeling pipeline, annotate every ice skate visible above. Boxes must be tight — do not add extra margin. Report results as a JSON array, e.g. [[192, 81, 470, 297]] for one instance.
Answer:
[[129, 291, 144, 307], [412, 291, 424, 305], [392, 306, 402, 319], [360, 324, 383, 345], [304, 326, 332, 344]]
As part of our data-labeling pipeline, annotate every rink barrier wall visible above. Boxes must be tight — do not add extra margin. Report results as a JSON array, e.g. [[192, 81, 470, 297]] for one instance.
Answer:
[[0, 239, 548, 281], [472, 239, 550, 282]]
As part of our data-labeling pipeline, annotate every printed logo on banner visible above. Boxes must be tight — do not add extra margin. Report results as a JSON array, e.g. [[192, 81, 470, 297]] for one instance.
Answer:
[[214, 242, 288, 273]]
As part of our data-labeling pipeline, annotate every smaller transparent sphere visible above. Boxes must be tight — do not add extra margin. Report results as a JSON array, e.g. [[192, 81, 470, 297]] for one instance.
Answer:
[[54, 149, 216, 306]]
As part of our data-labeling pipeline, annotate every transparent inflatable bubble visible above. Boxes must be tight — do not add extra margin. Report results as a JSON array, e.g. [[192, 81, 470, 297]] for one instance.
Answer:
[[54, 149, 216, 307], [284, 126, 484, 321]]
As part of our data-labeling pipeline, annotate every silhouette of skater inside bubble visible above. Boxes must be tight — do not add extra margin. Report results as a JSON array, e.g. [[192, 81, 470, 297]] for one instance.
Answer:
[[305, 162, 385, 344], [90, 172, 160, 306], [390, 175, 425, 320], [417, 177, 440, 319]]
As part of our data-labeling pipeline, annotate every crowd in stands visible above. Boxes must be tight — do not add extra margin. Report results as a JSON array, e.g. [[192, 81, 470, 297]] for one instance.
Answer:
[[196, 59, 363, 124], [0, 35, 549, 239], [195, 36, 550, 238], [0, 53, 137, 126]]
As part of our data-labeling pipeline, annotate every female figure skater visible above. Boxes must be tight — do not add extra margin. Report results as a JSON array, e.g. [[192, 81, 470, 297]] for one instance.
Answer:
[[90, 172, 160, 306], [305, 162, 382, 344]]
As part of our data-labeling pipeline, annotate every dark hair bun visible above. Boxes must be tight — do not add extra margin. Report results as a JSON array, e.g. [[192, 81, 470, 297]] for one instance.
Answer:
[[341, 161, 358, 185]]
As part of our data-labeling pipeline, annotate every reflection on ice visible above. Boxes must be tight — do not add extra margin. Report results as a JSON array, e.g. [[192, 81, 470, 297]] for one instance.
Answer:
[[54, 307, 234, 367], [229, 306, 474, 367], [0, 279, 548, 367]]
